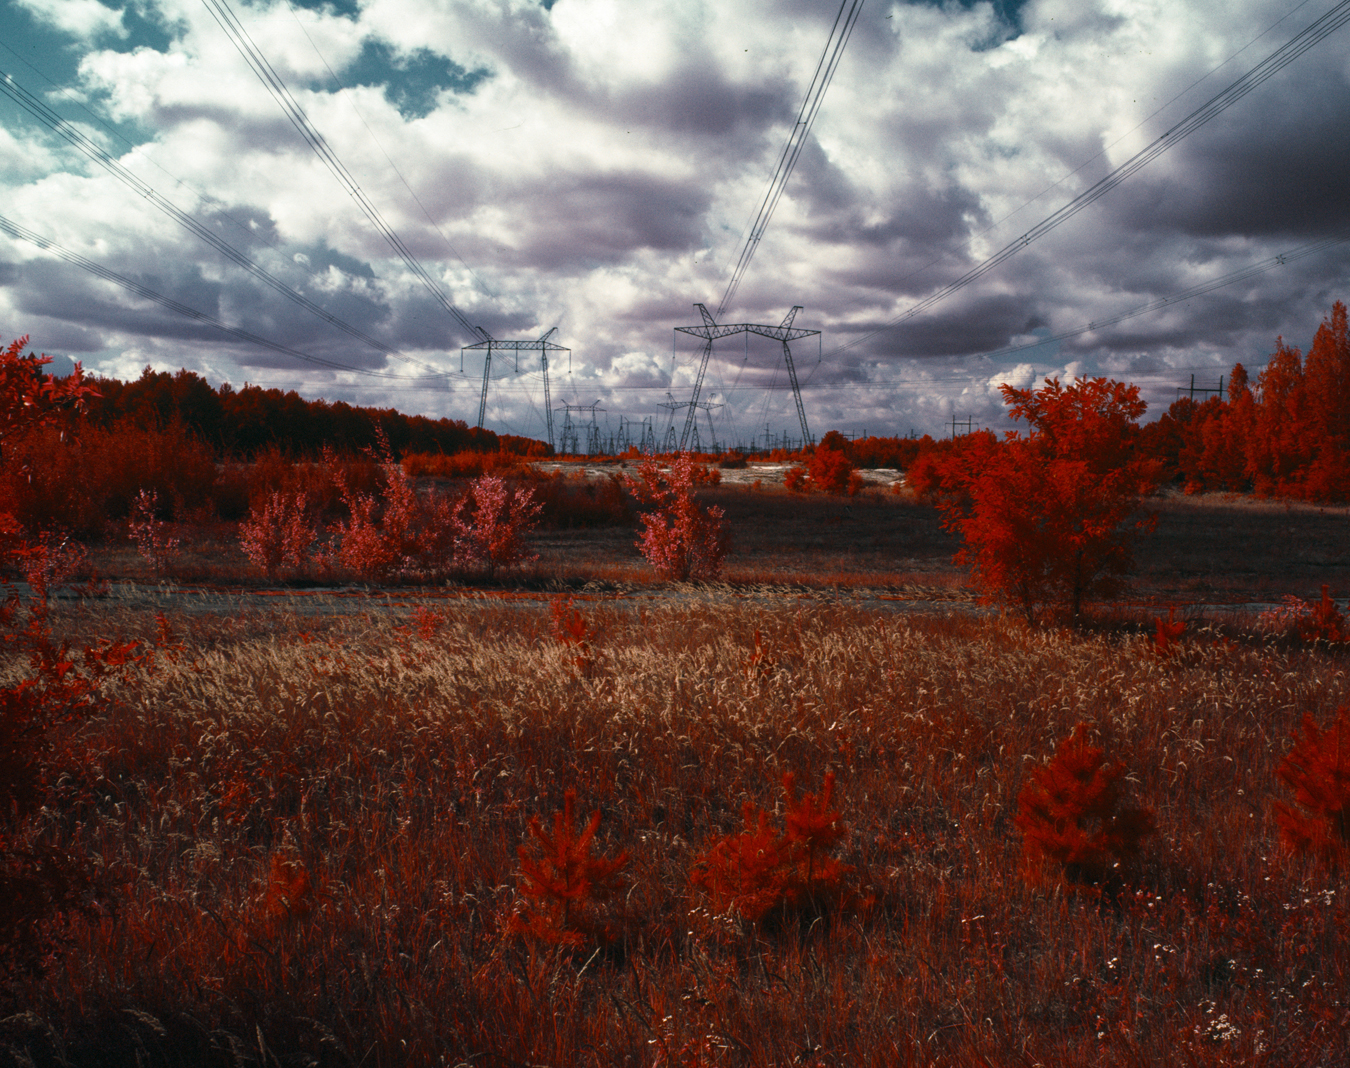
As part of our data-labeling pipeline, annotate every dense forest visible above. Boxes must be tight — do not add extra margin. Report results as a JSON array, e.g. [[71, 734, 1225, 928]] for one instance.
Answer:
[[84, 368, 549, 459]]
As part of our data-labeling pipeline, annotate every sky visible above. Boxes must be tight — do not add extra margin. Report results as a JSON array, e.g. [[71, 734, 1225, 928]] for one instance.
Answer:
[[2, 0, 1349, 448]]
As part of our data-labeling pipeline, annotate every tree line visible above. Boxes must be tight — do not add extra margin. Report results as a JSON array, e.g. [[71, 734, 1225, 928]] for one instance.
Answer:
[[85, 367, 551, 459]]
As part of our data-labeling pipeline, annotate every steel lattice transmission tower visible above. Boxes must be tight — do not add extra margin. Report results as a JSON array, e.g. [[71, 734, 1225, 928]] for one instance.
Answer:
[[462, 327, 570, 450], [673, 304, 819, 451], [555, 402, 604, 456]]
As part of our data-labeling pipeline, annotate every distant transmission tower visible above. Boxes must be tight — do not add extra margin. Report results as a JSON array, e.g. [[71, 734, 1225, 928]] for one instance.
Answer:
[[674, 304, 818, 451], [554, 402, 604, 456], [462, 327, 569, 449]]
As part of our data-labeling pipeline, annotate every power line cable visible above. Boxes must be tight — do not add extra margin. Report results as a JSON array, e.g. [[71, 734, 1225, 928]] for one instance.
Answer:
[[717, 0, 864, 318], [0, 67, 440, 372], [827, 0, 1350, 357], [842, 0, 1325, 311], [0, 37, 319, 270], [281, 1, 497, 302], [0, 211, 467, 383], [202, 0, 486, 340], [799, 224, 1350, 388]]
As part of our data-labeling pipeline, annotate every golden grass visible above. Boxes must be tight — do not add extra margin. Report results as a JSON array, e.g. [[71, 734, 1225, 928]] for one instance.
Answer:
[[4, 600, 1350, 1065]]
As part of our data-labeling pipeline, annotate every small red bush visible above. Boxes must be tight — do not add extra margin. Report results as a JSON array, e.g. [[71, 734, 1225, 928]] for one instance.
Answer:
[[808, 445, 855, 495], [239, 492, 316, 581], [690, 771, 855, 927], [630, 455, 728, 581], [513, 791, 629, 946], [1274, 708, 1350, 871], [1015, 724, 1155, 890], [451, 474, 542, 578]]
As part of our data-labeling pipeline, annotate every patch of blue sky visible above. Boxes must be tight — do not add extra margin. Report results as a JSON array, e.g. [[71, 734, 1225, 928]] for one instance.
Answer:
[[338, 39, 490, 120], [0, 1, 173, 152], [289, 0, 361, 20], [902, 0, 1028, 48]]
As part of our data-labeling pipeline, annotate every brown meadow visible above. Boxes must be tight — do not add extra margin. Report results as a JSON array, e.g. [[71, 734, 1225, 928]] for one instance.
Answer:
[[3, 594, 1349, 1066]]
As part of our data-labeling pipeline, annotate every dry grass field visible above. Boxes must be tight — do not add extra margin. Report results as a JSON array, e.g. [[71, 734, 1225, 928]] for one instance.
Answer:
[[4, 477, 1350, 1066]]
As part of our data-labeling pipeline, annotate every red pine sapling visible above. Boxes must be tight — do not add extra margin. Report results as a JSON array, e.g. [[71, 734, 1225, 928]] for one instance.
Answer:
[[513, 790, 629, 946], [1153, 606, 1185, 656], [690, 771, 855, 927], [1273, 707, 1350, 871], [1015, 724, 1155, 890], [550, 596, 596, 673], [1299, 585, 1346, 643]]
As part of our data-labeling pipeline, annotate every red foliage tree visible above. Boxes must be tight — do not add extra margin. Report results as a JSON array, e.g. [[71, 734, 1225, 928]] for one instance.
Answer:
[[807, 443, 856, 495], [922, 378, 1161, 620], [628, 454, 729, 581], [1015, 724, 1156, 890], [1228, 302, 1350, 501], [1273, 708, 1350, 872]]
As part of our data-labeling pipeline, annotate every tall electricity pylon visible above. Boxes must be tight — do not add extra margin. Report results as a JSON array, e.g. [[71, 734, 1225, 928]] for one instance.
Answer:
[[673, 304, 818, 451], [462, 326, 569, 449]]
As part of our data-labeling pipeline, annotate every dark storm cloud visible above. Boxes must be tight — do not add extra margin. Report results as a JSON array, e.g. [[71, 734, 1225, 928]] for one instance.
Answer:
[[494, 172, 711, 269], [1110, 61, 1350, 239], [613, 61, 791, 137], [854, 293, 1043, 358]]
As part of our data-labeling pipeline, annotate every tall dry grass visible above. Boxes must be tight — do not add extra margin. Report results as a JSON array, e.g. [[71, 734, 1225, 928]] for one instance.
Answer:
[[3, 601, 1348, 1065]]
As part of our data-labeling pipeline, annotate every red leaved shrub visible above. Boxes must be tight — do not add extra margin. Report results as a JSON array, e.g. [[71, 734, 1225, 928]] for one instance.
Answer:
[[512, 790, 629, 946], [690, 771, 855, 927], [402, 449, 533, 480], [629, 455, 729, 581], [1274, 708, 1350, 871], [239, 492, 316, 581], [1015, 724, 1155, 890], [450, 474, 542, 578], [808, 444, 856, 495]]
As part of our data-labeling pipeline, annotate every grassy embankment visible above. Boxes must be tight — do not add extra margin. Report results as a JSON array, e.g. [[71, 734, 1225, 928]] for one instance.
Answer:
[[3, 597, 1347, 1066]]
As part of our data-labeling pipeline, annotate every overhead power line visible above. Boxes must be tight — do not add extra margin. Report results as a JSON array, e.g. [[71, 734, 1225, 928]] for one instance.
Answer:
[[962, 228, 1350, 364], [202, 0, 485, 341], [831, 0, 1350, 357], [717, 0, 865, 318], [0, 67, 443, 374], [0, 212, 460, 383], [281, 1, 495, 303]]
